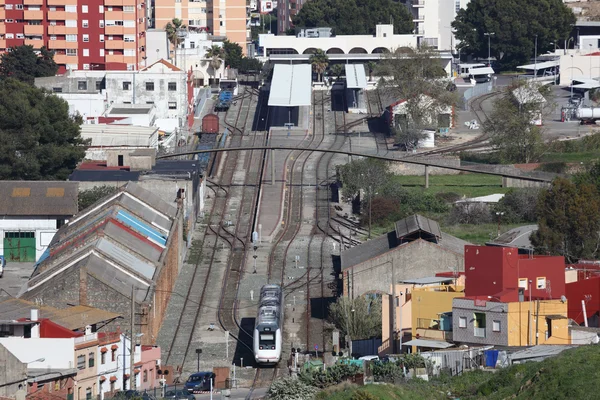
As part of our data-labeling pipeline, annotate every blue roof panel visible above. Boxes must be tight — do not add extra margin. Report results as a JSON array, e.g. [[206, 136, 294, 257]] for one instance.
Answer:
[[116, 210, 167, 246]]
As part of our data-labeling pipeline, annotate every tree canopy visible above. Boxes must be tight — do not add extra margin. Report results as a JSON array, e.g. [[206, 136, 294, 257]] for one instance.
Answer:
[[292, 0, 413, 35], [223, 40, 243, 69], [0, 45, 58, 85], [0, 79, 86, 180], [452, 0, 575, 70]]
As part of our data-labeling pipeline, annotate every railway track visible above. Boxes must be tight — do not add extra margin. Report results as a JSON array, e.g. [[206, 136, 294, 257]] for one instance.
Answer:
[[162, 85, 259, 375]]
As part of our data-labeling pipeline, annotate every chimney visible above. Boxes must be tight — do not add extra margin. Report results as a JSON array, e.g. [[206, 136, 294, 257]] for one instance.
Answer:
[[85, 325, 92, 335], [30, 309, 40, 339]]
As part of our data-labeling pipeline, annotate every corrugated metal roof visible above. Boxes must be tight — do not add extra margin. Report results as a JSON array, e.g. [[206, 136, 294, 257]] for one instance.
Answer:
[[96, 238, 156, 279], [403, 339, 453, 349], [268, 64, 312, 107], [486, 225, 537, 249], [0, 181, 78, 216], [517, 60, 559, 70], [104, 221, 162, 262], [118, 195, 172, 233], [116, 210, 167, 246], [86, 253, 150, 302], [80, 124, 159, 148], [395, 214, 442, 239], [345, 64, 367, 89], [123, 182, 177, 219], [341, 231, 397, 271], [0, 298, 120, 330], [510, 345, 576, 361], [401, 277, 454, 285]]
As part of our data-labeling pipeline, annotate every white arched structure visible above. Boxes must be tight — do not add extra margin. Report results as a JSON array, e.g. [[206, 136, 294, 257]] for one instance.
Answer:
[[258, 24, 417, 59]]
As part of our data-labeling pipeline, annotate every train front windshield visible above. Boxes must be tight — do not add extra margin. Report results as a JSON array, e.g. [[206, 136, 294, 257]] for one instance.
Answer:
[[259, 332, 275, 348]]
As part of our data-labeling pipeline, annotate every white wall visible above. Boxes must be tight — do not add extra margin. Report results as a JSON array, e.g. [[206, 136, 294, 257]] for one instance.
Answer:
[[559, 50, 600, 84], [413, 0, 470, 51], [0, 337, 75, 369], [146, 30, 170, 66], [96, 334, 142, 397], [58, 93, 107, 120], [0, 218, 61, 261]]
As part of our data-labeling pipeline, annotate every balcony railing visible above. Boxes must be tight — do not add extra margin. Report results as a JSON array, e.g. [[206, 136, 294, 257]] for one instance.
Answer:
[[416, 318, 439, 330], [412, 0, 425, 5], [75, 332, 98, 344], [474, 327, 486, 338]]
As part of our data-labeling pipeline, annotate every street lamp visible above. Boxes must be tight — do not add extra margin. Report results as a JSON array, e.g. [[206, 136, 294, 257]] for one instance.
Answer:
[[534, 34, 538, 79], [590, 44, 594, 78], [195, 348, 203, 372], [571, 54, 575, 101], [484, 32, 495, 66], [495, 211, 505, 237]]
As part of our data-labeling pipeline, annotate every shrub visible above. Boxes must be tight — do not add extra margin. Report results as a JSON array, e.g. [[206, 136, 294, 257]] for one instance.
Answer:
[[267, 377, 318, 400], [492, 187, 541, 223], [351, 390, 378, 400], [536, 162, 567, 173], [448, 203, 492, 225], [299, 363, 362, 389]]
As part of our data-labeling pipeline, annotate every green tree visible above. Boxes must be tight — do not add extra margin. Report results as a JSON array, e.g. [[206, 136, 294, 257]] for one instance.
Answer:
[[293, 0, 413, 35], [309, 49, 329, 82], [365, 61, 376, 81], [78, 185, 118, 211], [328, 295, 382, 341], [205, 45, 225, 82], [239, 57, 263, 74], [223, 40, 243, 69], [531, 178, 600, 262], [0, 45, 58, 85], [452, 0, 575, 70], [377, 46, 458, 149], [0, 79, 86, 180], [338, 158, 390, 238], [165, 18, 186, 67], [483, 82, 547, 163], [329, 64, 344, 80]]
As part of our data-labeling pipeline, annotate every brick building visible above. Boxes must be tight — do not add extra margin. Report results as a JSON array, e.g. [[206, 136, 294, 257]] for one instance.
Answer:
[[0, 0, 147, 72], [19, 182, 183, 345]]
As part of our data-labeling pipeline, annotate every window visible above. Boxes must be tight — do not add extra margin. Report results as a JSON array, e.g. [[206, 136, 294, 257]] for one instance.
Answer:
[[492, 320, 501, 332], [124, 49, 135, 57], [145, 82, 154, 91], [124, 35, 135, 42], [110, 381, 115, 392], [546, 317, 553, 338], [66, 48, 77, 56], [111, 349, 116, 362], [78, 81, 87, 91], [99, 34, 104, 42], [124, 20, 134, 27], [455, 0, 461, 14], [82, 20, 88, 28], [5, 4, 12, 10], [518, 278, 528, 290], [123, 81, 131, 90], [52, 87, 62, 93], [65, 5, 77, 12], [168, 102, 177, 109], [66, 34, 77, 42], [66, 20, 77, 27], [143, 370, 148, 383], [99, 5, 104, 13], [49, 20, 57, 26], [88, 352, 95, 367], [77, 355, 86, 370], [100, 352, 106, 365], [6, 19, 14, 24], [5, 34, 14, 39], [16, 4, 23, 9], [83, 48, 89, 56], [473, 312, 486, 338], [82, 4, 88, 13], [83, 63, 90, 70], [459, 316, 467, 328], [99, 20, 104, 28], [95, 80, 102, 91], [85, 387, 92, 400], [168, 82, 177, 91], [83, 34, 89, 42], [124, 6, 134, 12], [100, 49, 105, 56], [536, 277, 546, 289], [16, 33, 24, 39]]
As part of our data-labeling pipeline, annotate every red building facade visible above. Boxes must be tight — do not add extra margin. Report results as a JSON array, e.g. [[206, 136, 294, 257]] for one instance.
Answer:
[[464, 245, 566, 302]]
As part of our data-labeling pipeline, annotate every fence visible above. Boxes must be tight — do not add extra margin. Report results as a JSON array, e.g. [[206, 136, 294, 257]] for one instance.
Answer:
[[463, 82, 493, 110], [351, 338, 382, 357]]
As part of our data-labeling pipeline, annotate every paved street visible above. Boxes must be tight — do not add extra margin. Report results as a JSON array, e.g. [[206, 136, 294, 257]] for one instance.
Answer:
[[0, 262, 35, 298]]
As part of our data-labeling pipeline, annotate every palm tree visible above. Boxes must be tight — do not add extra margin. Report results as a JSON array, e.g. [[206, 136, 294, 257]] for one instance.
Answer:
[[330, 64, 344, 81], [366, 61, 376, 81], [205, 45, 225, 84], [309, 49, 329, 82], [165, 18, 186, 67]]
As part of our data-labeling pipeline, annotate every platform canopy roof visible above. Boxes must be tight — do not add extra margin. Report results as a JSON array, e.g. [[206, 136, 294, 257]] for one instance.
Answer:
[[517, 60, 560, 70], [345, 64, 367, 89], [572, 78, 600, 90], [268, 64, 312, 107], [469, 66, 494, 75]]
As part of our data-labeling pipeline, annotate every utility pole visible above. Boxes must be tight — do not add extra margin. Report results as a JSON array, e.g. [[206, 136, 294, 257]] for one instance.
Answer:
[[391, 260, 396, 354], [130, 285, 136, 391], [528, 280, 532, 346]]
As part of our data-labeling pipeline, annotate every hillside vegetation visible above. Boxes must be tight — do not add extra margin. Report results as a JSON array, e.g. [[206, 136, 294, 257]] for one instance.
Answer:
[[318, 345, 600, 399]]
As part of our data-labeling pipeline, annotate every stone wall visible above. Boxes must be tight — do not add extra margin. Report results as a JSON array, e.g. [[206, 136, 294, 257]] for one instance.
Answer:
[[387, 156, 461, 176]]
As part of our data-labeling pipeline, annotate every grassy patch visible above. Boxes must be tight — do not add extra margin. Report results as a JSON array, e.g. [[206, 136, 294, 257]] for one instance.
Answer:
[[316, 382, 444, 400], [540, 151, 600, 163], [440, 223, 523, 244], [390, 173, 509, 198]]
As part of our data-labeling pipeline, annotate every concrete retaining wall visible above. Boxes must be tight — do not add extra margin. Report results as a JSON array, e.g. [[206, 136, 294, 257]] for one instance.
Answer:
[[388, 156, 461, 176]]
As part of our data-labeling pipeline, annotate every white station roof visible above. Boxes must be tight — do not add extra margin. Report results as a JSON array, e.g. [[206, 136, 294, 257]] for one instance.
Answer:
[[469, 66, 494, 75], [268, 64, 312, 107], [345, 64, 367, 89], [517, 60, 560, 70], [572, 78, 600, 90]]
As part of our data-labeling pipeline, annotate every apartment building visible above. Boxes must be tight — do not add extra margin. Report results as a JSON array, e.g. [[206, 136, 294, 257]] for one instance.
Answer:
[[411, 0, 470, 50], [152, 0, 249, 55], [0, 0, 147, 72], [277, 0, 304, 34]]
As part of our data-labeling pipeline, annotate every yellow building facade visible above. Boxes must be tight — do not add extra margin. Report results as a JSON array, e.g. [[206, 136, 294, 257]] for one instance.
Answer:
[[506, 300, 569, 346]]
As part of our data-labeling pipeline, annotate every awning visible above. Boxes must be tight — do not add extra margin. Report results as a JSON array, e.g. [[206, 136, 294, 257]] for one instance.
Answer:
[[111, 345, 118, 350], [402, 339, 454, 349], [99, 376, 106, 382], [517, 60, 559, 70], [268, 64, 312, 107], [100, 347, 108, 353], [345, 64, 368, 89], [109, 376, 118, 382]]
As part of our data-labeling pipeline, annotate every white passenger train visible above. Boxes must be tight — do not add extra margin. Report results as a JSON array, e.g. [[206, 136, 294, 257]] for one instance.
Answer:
[[253, 284, 283, 365]]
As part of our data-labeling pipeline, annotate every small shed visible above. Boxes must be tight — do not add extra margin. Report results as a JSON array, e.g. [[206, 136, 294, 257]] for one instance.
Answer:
[[385, 95, 452, 141]]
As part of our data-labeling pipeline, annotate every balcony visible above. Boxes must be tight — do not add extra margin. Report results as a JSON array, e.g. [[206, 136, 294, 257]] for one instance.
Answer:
[[25, 38, 44, 47], [24, 0, 44, 4], [105, 40, 125, 49], [474, 327, 486, 338], [54, 54, 78, 64], [105, 0, 137, 5], [0, 40, 6, 49], [75, 332, 98, 344], [413, 14, 425, 22], [24, 25, 44, 35], [105, 26, 124, 35], [105, 11, 124, 20], [47, 25, 78, 35], [0, 25, 5, 35], [412, 0, 424, 6], [23, 9, 44, 19], [106, 54, 124, 63], [47, 11, 66, 20], [47, 0, 74, 5], [47, 39, 78, 49], [415, 328, 453, 342]]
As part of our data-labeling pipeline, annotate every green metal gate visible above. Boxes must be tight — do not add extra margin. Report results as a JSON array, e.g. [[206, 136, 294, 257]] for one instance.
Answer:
[[3, 231, 36, 262]]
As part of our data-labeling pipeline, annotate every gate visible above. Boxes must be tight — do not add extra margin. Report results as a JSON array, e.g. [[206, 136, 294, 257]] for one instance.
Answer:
[[4, 231, 36, 262]]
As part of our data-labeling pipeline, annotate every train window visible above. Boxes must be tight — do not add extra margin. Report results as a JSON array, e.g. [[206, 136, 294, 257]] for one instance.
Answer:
[[260, 333, 274, 341]]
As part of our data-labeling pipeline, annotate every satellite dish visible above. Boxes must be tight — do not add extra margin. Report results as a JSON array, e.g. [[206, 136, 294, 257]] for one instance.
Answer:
[[560, 295, 567, 303]]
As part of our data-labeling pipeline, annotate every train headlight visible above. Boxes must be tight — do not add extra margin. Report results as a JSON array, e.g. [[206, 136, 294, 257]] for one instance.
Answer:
[[259, 346, 263, 350], [271, 346, 275, 350]]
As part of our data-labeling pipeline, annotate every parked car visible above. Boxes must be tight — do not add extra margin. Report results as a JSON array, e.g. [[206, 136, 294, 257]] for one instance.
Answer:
[[0, 255, 5, 278], [184, 372, 215, 393], [163, 389, 195, 400]]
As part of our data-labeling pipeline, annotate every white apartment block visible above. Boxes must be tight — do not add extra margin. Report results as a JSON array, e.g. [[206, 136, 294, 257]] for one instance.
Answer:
[[411, 0, 470, 51]]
